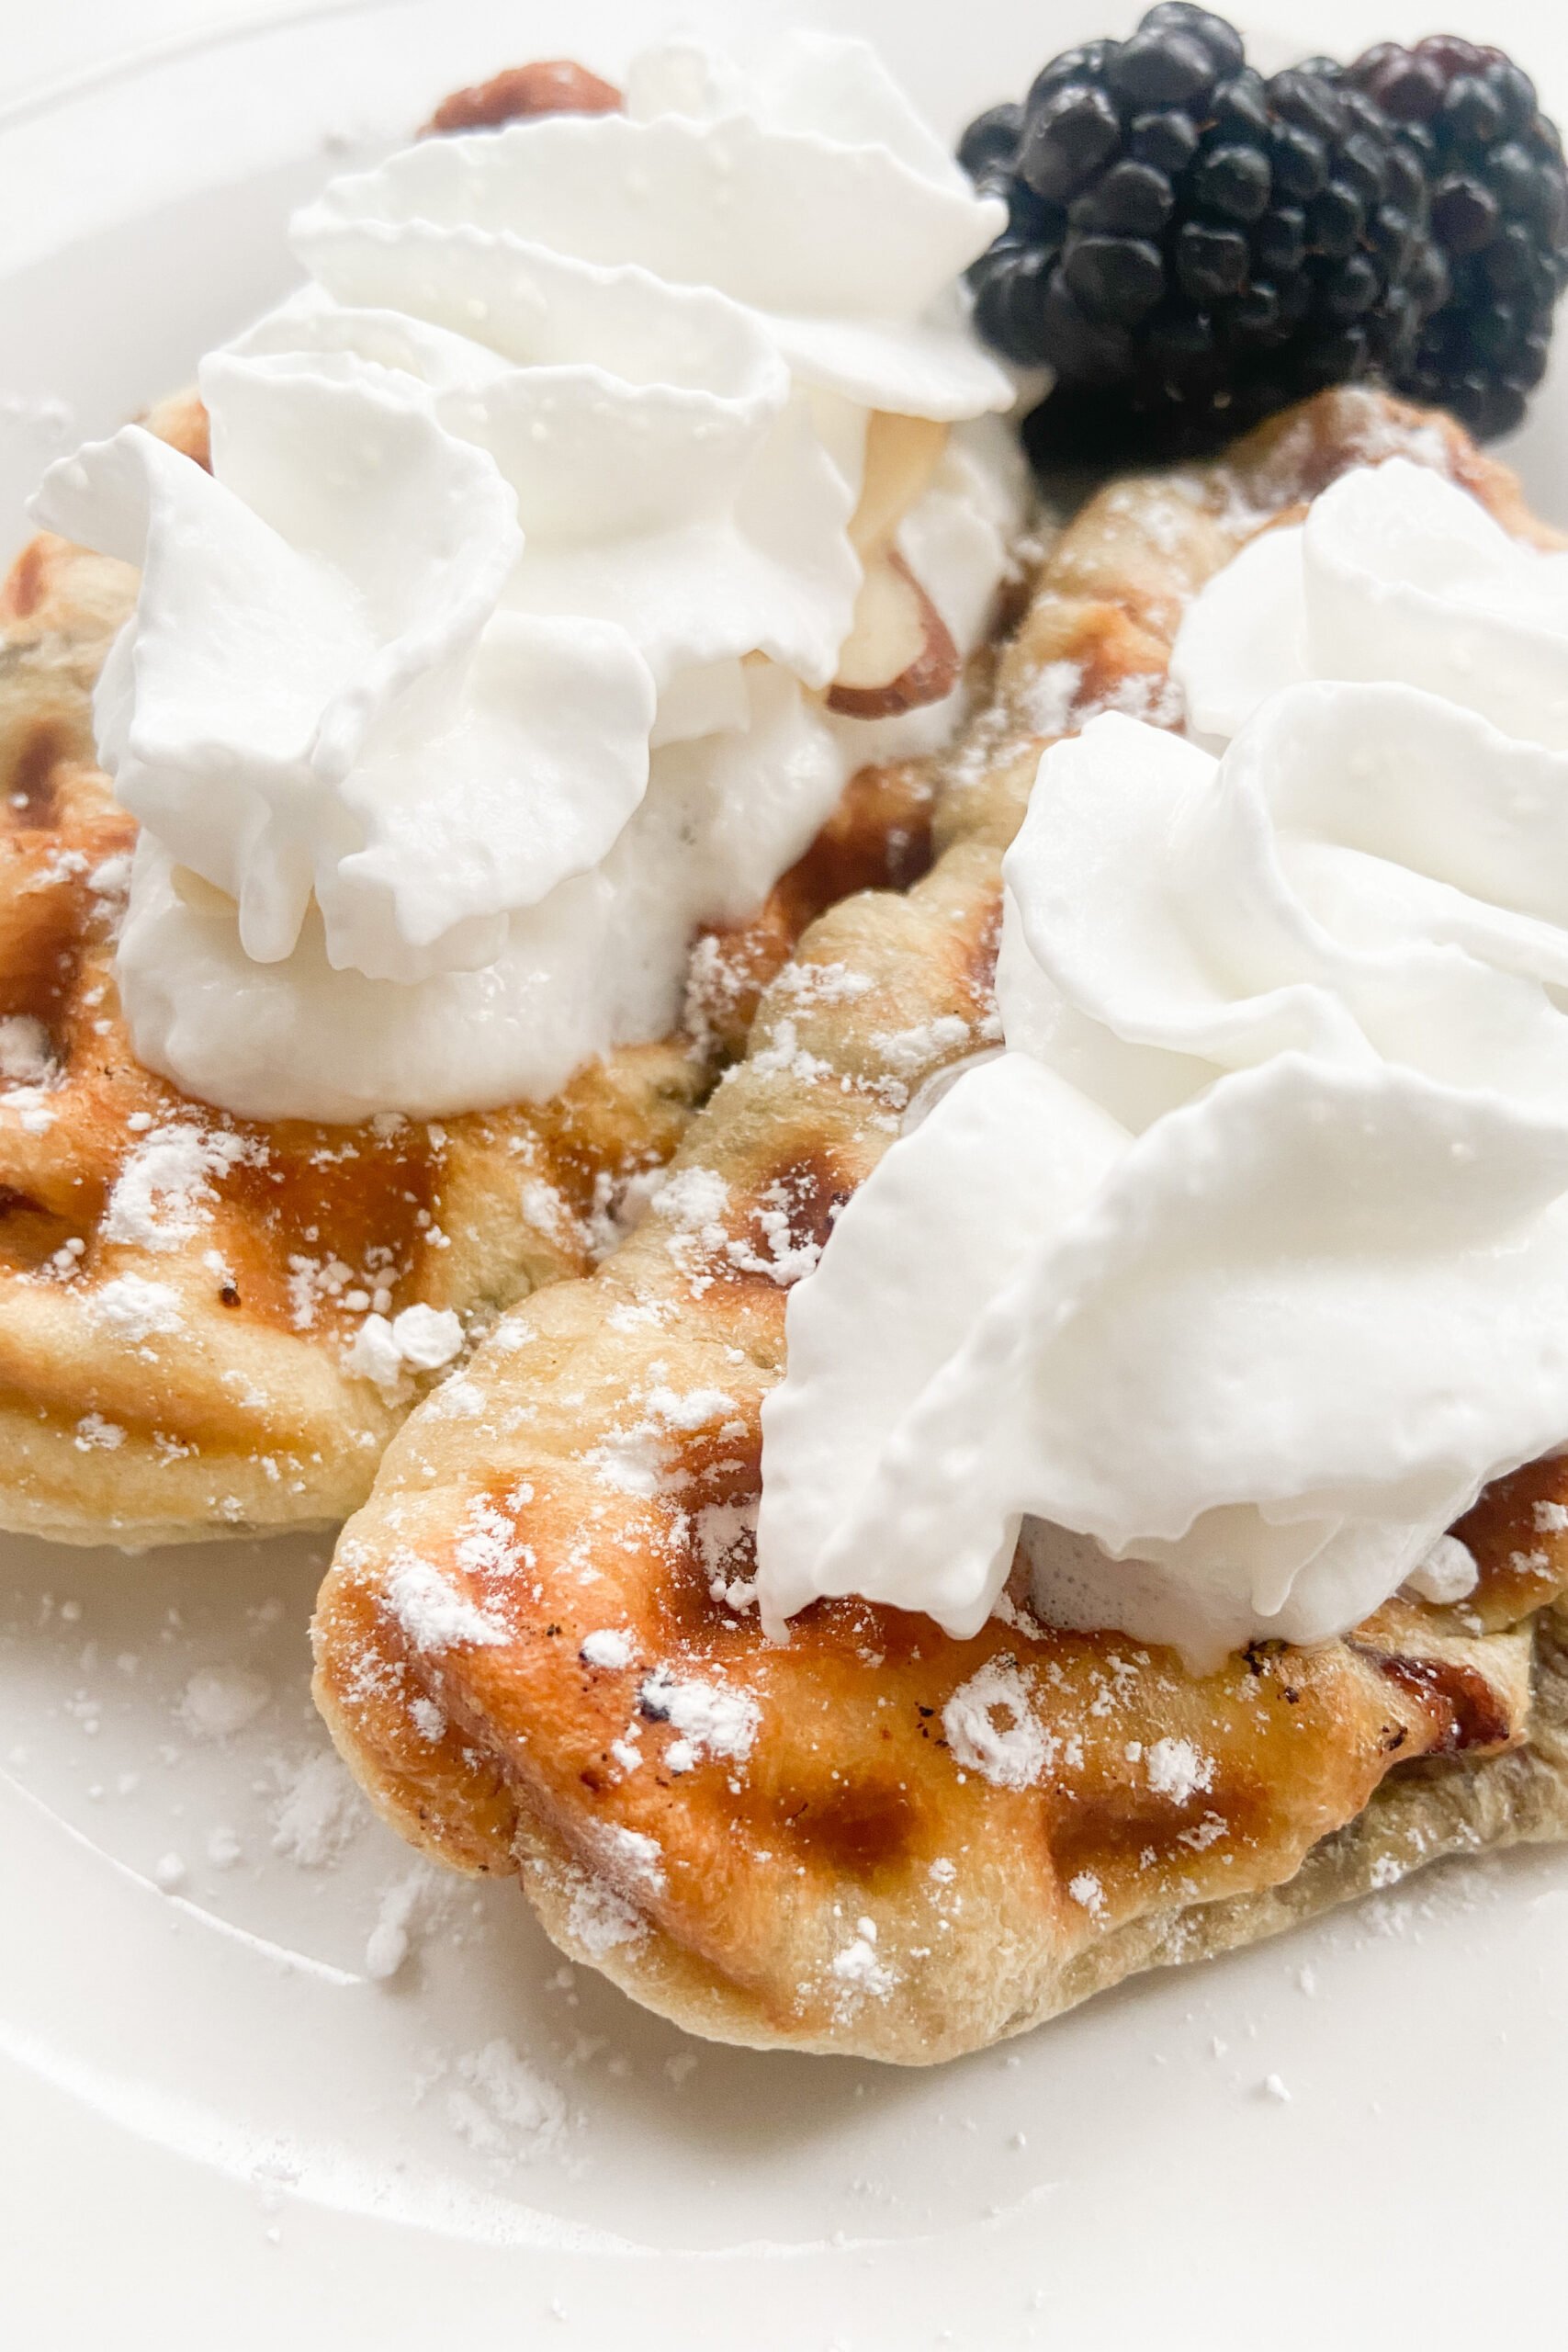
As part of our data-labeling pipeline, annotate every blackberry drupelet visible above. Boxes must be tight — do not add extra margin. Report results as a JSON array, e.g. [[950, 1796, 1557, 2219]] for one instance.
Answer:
[[962, 5, 1450, 460], [1344, 37, 1568, 438]]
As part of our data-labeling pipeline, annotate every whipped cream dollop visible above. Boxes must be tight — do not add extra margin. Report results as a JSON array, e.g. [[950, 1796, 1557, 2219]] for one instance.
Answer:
[[1174, 456, 1568, 752], [758, 460, 1568, 1663], [33, 32, 1020, 1123]]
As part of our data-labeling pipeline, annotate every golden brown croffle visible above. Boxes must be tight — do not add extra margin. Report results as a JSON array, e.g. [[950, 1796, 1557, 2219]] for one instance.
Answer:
[[312, 387, 1568, 2059]]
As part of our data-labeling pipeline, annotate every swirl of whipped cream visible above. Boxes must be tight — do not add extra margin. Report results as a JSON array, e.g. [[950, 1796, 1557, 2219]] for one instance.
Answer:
[[757, 466, 1568, 1664], [1173, 454, 1568, 751], [293, 33, 1010, 425], [39, 353, 658, 983], [32, 32, 1019, 1123]]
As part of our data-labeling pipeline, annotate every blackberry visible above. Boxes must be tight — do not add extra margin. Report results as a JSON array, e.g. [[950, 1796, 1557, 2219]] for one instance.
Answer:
[[1344, 37, 1568, 437], [961, 5, 1450, 460]]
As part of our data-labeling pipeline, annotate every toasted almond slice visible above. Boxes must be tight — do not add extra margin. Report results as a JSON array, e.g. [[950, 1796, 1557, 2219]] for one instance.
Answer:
[[423, 60, 623, 136], [171, 865, 237, 917], [828, 549, 960, 719], [850, 413, 950, 557]]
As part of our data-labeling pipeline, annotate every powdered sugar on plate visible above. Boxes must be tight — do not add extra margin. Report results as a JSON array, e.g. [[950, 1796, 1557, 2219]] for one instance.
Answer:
[[441, 2040, 569, 2164], [178, 1665, 271, 1741]]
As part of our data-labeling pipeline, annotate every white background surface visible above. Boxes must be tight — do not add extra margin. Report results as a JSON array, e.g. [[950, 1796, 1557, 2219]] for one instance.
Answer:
[[4, 0, 1564, 107], [4, 0, 317, 108], [3, 4, 1568, 2348]]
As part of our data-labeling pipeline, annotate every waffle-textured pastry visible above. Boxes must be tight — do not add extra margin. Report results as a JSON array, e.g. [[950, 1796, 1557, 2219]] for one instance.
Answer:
[[0, 389, 994, 1547], [313, 387, 1568, 2061]]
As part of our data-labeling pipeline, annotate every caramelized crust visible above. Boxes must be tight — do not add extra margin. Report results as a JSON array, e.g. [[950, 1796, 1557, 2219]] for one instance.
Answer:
[[314, 389, 1568, 2059], [0, 395, 1010, 1544]]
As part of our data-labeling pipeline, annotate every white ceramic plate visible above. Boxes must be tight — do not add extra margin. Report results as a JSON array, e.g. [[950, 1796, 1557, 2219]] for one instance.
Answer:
[[4, 5, 1568, 2344]]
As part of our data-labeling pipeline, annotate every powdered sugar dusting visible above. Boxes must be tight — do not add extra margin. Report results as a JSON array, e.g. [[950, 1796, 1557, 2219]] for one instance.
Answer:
[[1145, 1736, 1215, 1805], [344, 1304, 463, 1396], [87, 1273, 185, 1342], [445, 2040, 568, 2163], [586, 1383, 739, 1498], [942, 1657, 1050, 1791], [564, 1866, 647, 1958], [1018, 659, 1084, 737], [364, 1860, 446, 1978], [1403, 1534, 1480, 1607], [830, 1917, 894, 2003], [637, 1665, 760, 1768], [381, 1551, 510, 1654], [0, 1014, 52, 1085], [269, 1748, 368, 1867], [651, 1164, 731, 1291], [750, 1017, 832, 1086], [872, 1014, 972, 1081], [178, 1666, 271, 1741], [73, 1412, 124, 1451], [103, 1123, 259, 1251], [580, 1628, 635, 1670], [770, 960, 874, 1010], [594, 1823, 667, 1896]]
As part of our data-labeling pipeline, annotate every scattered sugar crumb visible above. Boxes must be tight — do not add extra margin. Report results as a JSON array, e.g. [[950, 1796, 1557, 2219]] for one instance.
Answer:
[[637, 1666, 760, 1764], [269, 1749, 367, 1868], [0, 1014, 52, 1084], [103, 1124, 258, 1251], [382, 1551, 509, 1654], [750, 1017, 831, 1086], [408, 1695, 446, 1744], [179, 1666, 271, 1741], [830, 1917, 894, 2001], [597, 1824, 666, 1896], [1145, 1736, 1214, 1805], [586, 1383, 739, 1498], [871, 1014, 971, 1081], [580, 1628, 634, 1670], [723, 1178, 825, 1286], [1018, 659, 1084, 737], [942, 1657, 1050, 1791], [73, 1413, 125, 1452], [88, 1273, 185, 1342], [344, 1304, 464, 1395], [565, 1868, 646, 1958], [6, 1086, 56, 1132], [1403, 1534, 1480, 1605], [445, 2040, 567, 2164], [770, 961, 874, 1009], [364, 1863, 444, 1979]]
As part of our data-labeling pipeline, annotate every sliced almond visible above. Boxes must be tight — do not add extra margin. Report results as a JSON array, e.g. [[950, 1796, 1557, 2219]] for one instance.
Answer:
[[850, 413, 949, 556], [423, 61, 623, 136], [827, 549, 960, 720], [172, 865, 237, 918]]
